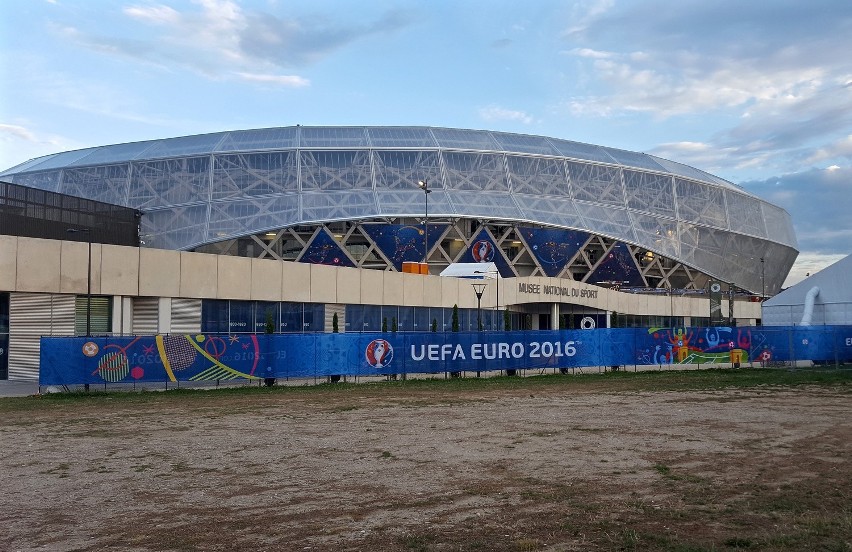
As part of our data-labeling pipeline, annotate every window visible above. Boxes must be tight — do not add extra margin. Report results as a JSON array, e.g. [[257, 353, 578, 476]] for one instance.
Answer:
[[75, 296, 112, 335]]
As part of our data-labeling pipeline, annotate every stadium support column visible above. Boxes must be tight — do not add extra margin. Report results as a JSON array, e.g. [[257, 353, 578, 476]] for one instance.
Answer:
[[551, 303, 559, 330]]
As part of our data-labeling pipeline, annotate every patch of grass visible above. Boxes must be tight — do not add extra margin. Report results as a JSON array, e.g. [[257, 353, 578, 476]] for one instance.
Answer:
[[3, 367, 851, 414], [379, 450, 395, 459], [400, 532, 435, 551], [513, 538, 542, 551], [724, 536, 753, 548]]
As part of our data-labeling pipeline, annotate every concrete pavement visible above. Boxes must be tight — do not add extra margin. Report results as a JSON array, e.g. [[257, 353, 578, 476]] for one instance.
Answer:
[[0, 379, 40, 397]]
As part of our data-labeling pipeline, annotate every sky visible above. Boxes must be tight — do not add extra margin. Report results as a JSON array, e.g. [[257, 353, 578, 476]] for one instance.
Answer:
[[1, 0, 850, 287]]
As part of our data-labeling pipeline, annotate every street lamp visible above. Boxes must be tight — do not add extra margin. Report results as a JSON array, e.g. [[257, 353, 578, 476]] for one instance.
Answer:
[[760, 257, 765, 300], [67, 228, 92, 337], [474, 267, 499, 330], [417, 179, 432, 267], [668, 286, 674, 328], [471, 282, 487, 331]]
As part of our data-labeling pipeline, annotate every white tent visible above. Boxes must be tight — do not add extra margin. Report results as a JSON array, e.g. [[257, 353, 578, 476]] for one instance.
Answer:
[[762, 254, 852, 326], [439, 262, 499, 279]]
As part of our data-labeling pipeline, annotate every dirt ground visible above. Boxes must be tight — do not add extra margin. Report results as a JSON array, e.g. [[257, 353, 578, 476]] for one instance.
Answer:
[[0, 376, 850, 551]]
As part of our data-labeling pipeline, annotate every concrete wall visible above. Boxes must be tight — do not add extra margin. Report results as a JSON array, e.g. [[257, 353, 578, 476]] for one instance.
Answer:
[[0, 235, 762, 319], [0, 235, 766, 380]]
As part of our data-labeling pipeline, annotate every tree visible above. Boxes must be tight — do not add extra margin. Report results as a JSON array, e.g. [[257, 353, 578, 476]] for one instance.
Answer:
[[332, 312, 339, 333], [265, 310, 275, 334], [264, 310, 275, 387], [450, 305, 460, 378], [503, 308, 511, 331], [382, 317, 388, 333], [391, 316, 398, 333], [431, 318, 438, 332]]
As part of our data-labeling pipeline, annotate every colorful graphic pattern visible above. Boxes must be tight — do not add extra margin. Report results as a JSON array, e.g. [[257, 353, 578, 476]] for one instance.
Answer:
[[299, 228, 355, 267], [457, 228, 513, 276], [41, 326, 852, 386], [587, 242, 644, 287], [361, 223, 447, 270], [518, 226, 590, 277]]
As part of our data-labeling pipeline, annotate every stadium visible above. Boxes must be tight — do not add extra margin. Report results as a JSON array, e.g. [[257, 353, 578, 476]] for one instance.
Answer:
[[0, 126, 798, 379]]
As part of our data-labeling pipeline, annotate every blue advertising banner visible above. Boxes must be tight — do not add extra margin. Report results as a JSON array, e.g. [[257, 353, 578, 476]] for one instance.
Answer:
[[39, 326, 852, 386], [517, 226, 590, 277], [361, 223, 447, 271]]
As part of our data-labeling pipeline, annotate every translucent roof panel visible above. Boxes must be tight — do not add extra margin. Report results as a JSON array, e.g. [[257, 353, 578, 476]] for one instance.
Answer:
[[446, 190, 523, 220], [375, 189, 456, 217], [372, 150, 442, 190], [602, 148, 667, 172], [65, 141, 158, 166], [300, 190, 376, 223], [3, 170, 61, 192], [299, 127, 368, 147], [513, 195, 586, 230], [548, 139, 616, 164], [649, 155, 746, 194], [0, 154, 62, 176], [431, 128, 500, 150], [443, 152, 509, 192], [491, 132, 561, 156], [215, 127, 299, 152], [506, 155, 570, 197], [19, 148, 101, 172], [140, 133, 227, 159], [761, 202, 798, 249], [367, 127, 438, 148]]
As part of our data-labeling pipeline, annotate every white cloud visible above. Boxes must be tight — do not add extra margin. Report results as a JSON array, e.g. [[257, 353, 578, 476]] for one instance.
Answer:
[[123, 4, 181, 25], [0, 124, 37, 142], [478, 105, 533, 125], [805, 135, 852, 163], [562, 0, 614, 38], [740, 166, 852, 255], [783, 252, 849, 287], [557, 1, 852, 177], [233, 72, 310, 87], [565, 48, 612, 59], [54, 1, 410, 87]]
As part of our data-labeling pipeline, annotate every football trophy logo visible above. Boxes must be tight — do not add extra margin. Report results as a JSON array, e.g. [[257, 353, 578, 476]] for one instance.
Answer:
[[365, 339, 394, 369]]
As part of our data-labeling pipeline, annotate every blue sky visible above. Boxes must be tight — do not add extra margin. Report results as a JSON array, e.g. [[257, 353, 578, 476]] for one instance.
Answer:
[[2, 0, 850, 286]]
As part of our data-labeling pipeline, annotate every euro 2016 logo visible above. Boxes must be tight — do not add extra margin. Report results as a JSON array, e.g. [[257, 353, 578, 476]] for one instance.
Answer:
[[472, 240, 494, 262], [365, 339, 393, 369]]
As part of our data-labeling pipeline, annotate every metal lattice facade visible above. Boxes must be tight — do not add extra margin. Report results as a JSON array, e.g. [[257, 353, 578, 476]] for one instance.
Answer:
[[0, 126, 797, 295]]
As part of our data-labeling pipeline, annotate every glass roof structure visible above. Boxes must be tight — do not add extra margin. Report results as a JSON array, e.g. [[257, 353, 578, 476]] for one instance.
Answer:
[[0, 126, 797, 295]]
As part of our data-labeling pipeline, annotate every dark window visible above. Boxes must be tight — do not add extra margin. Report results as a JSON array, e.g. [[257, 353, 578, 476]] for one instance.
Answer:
[[229, 301, 254, 333], [280, 302, 302, 333], [74, 296, 112, 335], [201, 299, 229, 333]]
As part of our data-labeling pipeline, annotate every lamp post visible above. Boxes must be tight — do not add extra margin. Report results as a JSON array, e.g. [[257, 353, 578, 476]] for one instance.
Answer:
[[760, 257, 765, 300], [471, 283, 487, 331], [474, 267, 499, 330], [67, 228, 92, 337], [417, 179, 432, 267], [669, 286, 674, 328]]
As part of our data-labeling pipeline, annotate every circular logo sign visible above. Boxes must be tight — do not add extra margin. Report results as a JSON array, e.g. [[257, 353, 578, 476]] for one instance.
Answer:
[[580, 316, 596, 330], [471, 240, 494, 263], [710, 283, 722, 293], [365, 339, 394, 369], [82, 341, 99, 357]]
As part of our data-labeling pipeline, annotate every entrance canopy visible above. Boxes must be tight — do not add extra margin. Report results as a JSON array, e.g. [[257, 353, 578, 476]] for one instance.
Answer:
[[439, 262, 500, 279]]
